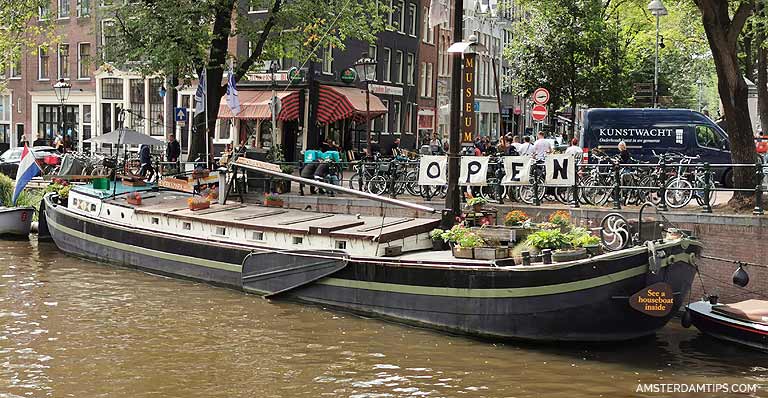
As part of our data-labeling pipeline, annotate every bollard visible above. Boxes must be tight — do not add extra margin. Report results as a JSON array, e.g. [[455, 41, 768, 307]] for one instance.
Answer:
[[612, 162, 621, 210], [657, 159, 668, 212], [533, 163, 541, 206], [541, 249, 552, 264], [702, 163, 712, 213], [754, 162, 764, 215], [522, 251, 531, 266]]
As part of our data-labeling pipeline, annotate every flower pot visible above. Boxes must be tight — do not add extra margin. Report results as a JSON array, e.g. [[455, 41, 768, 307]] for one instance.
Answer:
[[584, 244, 602, 257], [126, 197, 142, 206], [188, 201, 210, 211], [274, 180, 291, 194], [432, 240, 448, 251], [264, 199, 284, 208], [473, 246, 508, 260], [452, 246, 474, 259], [552, 248, 588, 263]]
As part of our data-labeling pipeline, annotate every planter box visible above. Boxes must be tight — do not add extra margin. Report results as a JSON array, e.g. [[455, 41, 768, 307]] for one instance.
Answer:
[[126, 197, 142, 206], [432, 240, 449, 251], [264, 199, 284, 208], [473, 225, 534, 244], [452, 246, 474, 259], [474, 247, 508, 260], [188, 201, 211, 211], [552, 248, 588, 263], [584, 244, 602, 257]]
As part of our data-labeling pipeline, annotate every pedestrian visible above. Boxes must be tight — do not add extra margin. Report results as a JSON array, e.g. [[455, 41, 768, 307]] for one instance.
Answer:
[[518, 136, 534, 156], [497, 136, 509, 155], [510, 136, 521, 154], [617, 141, 633, 164], [138, 143, 155, 181], [429, 133, 442, 154], [54, 132, 64, 153], [564, 138, 582, 161], [532, 132, 552, 160], [166, 133, 181, 163], [388, 138, 403, 158]]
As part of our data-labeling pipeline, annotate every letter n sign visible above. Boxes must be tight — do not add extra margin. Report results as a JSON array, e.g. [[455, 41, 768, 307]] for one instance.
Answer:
[[545, 154, 576, 187], [462, 54, 476, 145]]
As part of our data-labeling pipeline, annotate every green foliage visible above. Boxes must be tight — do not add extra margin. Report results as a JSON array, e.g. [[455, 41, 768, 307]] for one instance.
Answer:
[[264, 192, 281, 201], [439, 224, 484, 248], [0, 174, 43, 220], [567, 227, 600, 248], [429, 228, 444, 241], [266, 144, 294, 174], [525, 229, 570, 251], [467, 197, 489, 206], [0, 0, 56, 90], [457, 232, 485, 249]]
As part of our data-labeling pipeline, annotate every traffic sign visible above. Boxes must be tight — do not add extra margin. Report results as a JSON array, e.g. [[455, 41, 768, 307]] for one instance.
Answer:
[[174, 107, 188, 122], [474, 101, 480, 112], [533, 87, 550, 105], [531, 104, 548, 121]]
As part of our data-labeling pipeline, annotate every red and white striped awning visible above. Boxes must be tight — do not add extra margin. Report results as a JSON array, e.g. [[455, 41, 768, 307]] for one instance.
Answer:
[[218, 90, 300, 120], [315, 85, 387, 125]]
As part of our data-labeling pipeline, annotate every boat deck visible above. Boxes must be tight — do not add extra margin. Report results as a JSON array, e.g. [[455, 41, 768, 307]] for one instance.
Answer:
[[100, 189, 440, 243]]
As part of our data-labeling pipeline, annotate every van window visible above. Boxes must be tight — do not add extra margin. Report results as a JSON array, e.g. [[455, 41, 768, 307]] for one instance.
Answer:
[[695, 125, 724, 149]]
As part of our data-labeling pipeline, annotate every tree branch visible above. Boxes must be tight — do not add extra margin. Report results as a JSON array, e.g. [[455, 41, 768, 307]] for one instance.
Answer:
[[728, 0, 755, 45], [231, 0, 283, 85]]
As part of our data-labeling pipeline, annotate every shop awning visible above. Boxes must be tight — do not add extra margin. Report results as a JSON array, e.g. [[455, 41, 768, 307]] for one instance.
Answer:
[[218, 90, 300, 120], [316, 85, 387, 125]]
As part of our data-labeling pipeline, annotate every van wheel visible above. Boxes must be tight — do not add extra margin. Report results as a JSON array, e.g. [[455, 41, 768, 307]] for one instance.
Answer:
[[722, 169, 733, 189]]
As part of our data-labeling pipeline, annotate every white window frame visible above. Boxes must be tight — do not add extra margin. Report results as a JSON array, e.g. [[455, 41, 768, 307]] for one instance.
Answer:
[[248, 5, 268, 13], [408, 3, 417, 37], [422, 7, 434, 44], [58, 0, 70, 19], [383, 48, 392, 83], [397, 0, 405, 34], [392, 101, 401, 134], [38, 47, 50, 81], [322, 44, 333, 75], [38, 3, 50, 20], [406, 53, 414, 86], [406, 103, 415, 134], [381, 99, 389, 135], [101, 19, 115, 62], [77, 0, 90, 17], [387, 0, 394, 29], [78, 42, 91, 80], [58, 43, 70, 80], [395, 50, 403, 84], [10, 57, 21, 79]]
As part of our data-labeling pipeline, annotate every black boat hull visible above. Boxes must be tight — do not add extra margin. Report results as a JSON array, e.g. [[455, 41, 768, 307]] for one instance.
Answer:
[[687, 301, 768, 351], [45, 195, 700, 341]]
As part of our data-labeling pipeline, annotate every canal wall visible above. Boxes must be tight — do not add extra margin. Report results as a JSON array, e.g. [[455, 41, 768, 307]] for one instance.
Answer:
[[280, 193, 768, 304]]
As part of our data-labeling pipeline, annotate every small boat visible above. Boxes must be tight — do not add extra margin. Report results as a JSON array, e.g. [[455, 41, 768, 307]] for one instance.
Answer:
[[0, 207, 35, 238], [684, 298, 768, 351], [38, 159, 704, 342]]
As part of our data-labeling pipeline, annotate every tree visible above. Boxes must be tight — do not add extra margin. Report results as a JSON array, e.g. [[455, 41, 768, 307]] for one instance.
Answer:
[[0, 0, 54, 88], [107, 0, 387, 158], [694, 0, 755, 207], [504, 0, 632, 136]]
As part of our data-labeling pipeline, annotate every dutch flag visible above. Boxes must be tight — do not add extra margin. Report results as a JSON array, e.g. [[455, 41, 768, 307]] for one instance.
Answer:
[[13, 145, 41, 205]]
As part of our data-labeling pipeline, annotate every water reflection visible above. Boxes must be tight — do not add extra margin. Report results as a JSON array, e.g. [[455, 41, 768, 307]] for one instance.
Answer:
[[0, 238, 765, 397]]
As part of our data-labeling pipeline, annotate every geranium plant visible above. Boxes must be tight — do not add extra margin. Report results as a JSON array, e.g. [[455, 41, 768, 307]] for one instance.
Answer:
[[264, 193, 281, 202], [548, 210, 571, 227], [504, 210, 529, 226]]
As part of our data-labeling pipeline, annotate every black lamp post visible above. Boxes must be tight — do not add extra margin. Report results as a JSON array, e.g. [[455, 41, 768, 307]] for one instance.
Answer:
[[53, 78, 72, 146], [354, 53, 377, 149], [268, 60, 281, 147]]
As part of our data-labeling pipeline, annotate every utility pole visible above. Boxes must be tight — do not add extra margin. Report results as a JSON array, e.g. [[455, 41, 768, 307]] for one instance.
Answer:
[[445, 0, 464, 219]]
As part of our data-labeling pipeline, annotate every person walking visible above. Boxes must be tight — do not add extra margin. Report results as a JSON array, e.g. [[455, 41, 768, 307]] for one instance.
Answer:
[[518, 136, 534, 156], [532, 132, 552, 160], [138, 143, 155, 181], [165, 133, 182, 175], [565, 138, 582, 161]]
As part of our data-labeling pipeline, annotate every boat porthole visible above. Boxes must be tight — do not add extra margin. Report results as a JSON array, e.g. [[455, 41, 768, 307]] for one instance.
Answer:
[[121, 212, 125, 219], [667, 255, 675, 264], [107, 209, 110, 216], [689, 253, 696, 265]]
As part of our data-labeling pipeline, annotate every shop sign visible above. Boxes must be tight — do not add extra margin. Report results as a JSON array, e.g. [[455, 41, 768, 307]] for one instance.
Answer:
[[288, 67, 303, 83], [369, 84, 404, 96], [340, 68, 357, 84], [629, 282, 674, 317], [462, 53, 476, 144]]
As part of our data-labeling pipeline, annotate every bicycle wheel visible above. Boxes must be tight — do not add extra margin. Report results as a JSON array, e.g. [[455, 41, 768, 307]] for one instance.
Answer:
[[695, 181, 717, 207], [348, 172, 365, 191], [405, 170, 421, 196], [366, 175, 388, 195], [664, 178, 693, 208], [555, 186, 575, 204], [582, 176, 610, 206], [518, 179, 545, 205], [91, 166, 108, 176]]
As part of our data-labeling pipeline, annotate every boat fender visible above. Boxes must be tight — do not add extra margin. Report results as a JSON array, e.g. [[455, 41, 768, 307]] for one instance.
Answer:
[[646, 240, 660, 274], [681, 308, 692, 328], [732, 264, 750, 288]]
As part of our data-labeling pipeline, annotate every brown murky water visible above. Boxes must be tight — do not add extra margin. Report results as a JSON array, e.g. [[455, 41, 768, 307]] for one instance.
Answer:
[[1, 238, 766, 398]]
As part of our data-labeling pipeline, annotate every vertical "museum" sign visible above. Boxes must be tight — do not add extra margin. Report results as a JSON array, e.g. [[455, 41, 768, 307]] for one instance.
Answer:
[[462, 54, 476, 145]]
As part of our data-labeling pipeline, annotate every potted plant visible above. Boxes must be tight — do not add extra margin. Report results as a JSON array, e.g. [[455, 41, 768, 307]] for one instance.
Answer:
[[126, 192, 142, 205], [504, 210, 529, 227], [545, 227, 594, 263], [548, 210, 571, 229], [454, 231, 485, 259], [525, 229, 569, 254], [264, 193, 284, 208], [569, 228, 602, 256], [466, 196, 489, 213], [267, 144, 293, 193], [429, 228, 448, 251], [187, 196, 210, 211]]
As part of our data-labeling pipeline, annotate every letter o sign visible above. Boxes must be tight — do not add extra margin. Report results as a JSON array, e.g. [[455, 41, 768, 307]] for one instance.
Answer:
[[426, 162, 441, 179]]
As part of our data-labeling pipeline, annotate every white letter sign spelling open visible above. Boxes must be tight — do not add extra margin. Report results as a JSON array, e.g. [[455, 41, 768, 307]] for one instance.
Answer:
[[545, 154, 576, 187], [459, 156, 489, 186], [501, 156, 532, 186], [418, 155, 448, 186]]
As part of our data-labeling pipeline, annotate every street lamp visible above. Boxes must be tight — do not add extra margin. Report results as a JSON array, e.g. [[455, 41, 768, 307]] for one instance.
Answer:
[[53, 78, 72, 146], [354, 53, 377, 149], [648, 0, 667, 109]]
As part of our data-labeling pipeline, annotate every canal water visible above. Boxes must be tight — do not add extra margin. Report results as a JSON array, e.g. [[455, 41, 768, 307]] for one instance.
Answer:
[[1, 238, 766, 398]]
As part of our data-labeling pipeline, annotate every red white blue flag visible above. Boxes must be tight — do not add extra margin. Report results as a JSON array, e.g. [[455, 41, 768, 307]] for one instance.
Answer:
[[13, 145, 41, 205]]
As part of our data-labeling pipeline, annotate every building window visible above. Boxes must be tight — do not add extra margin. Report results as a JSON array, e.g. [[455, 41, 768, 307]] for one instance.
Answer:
[[183, 222, 191, 230], [58, 0, 70, 18], [393, 101, 401, 134], [77, 0, 90, 17], [422, 7, 434, 44], [101, 78, 123, 99], [397, 0, 405, 33], [382, 48, 391, 82], [82, 104, 92, 143], [335, 240, 347, 250], [38, 47, 50, 80], [387, 0, 393, 27], [406, 53, 414, 86], [215, 226, 227, 236], [426, 63, 433, 97], [406, 103, 415, 134], [10, 57, 20, 79], [149, 78, 165, 136], [408, 3, 417, 36], [129, 79, 145, 134], [394, 50, 403, 84], [39, 3, 50, 20], [58, 44, 70, 79], [78, 43, 91, 79], [101, 19, 116, 63], [292, 236, 303, 245], [0, 95, 10, 147], [376, 99, 389, 135], [38, 105, 61, 142], [322, 44, 333, 74], [251, 231, 264, 241]]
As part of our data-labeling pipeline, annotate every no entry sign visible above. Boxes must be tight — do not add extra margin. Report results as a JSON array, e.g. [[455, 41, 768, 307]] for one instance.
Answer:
[[533, 88, 550, 105], [532, 104, 548, 122]]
